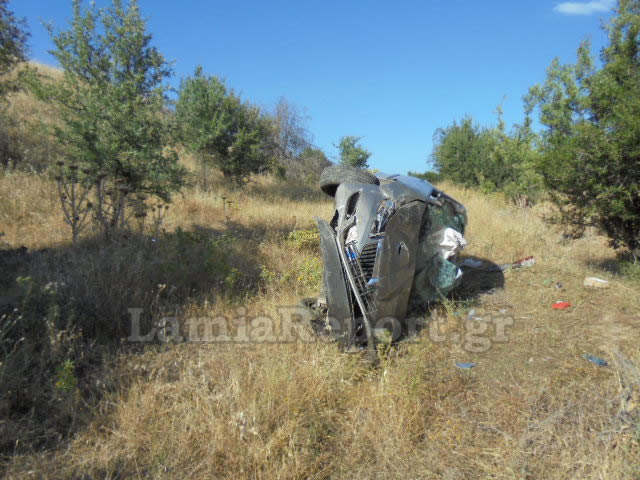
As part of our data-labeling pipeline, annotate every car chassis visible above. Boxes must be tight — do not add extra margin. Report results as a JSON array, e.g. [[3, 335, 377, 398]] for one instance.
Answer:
[[315, 167, 467, 352]]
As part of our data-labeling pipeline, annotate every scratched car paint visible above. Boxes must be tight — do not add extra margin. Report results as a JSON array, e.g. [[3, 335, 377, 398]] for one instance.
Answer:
[[311, 165, 468, 351]]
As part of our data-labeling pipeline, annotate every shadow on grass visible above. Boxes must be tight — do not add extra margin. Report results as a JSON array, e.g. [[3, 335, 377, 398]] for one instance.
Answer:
[[454, 256, 506, 300], [583, 255, 640, 282], [192, 216, 306, 243], [0, 227, 263, 458], [244, 177, 328, 202], [403, 256, 505, 338], [584, 256, 623, 275]]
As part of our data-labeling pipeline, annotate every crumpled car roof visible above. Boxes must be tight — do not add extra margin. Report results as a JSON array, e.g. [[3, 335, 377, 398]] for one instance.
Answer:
[[375, 172, 436, 201]]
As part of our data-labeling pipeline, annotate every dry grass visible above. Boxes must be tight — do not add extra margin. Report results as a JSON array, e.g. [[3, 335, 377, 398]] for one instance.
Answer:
[[1, 169, 639, 479], [1, 62, 63, 171], [0, 169, 66, 247]]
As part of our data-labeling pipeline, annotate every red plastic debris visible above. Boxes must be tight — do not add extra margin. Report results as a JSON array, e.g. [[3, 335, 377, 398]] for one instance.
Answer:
[[552, 301, 571, 310], [513, 256, 536, 268]]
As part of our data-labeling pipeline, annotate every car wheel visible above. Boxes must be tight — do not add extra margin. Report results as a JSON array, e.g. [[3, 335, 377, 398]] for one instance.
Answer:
[[318, 165, 380, 197]]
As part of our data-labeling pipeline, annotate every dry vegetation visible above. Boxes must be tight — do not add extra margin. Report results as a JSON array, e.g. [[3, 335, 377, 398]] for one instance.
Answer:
[[0, 164, 638, 479], [0, 63, 638, 478], [0, 63, 62, 171]]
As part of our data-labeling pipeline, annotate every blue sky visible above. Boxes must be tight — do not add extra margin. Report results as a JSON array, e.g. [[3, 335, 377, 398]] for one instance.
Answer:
[[12, 0, 616, 174]]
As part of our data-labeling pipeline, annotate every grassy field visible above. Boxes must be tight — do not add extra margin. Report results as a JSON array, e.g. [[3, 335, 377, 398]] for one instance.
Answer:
[[0, 62, 638, 478], [0, 161, 638, 479]]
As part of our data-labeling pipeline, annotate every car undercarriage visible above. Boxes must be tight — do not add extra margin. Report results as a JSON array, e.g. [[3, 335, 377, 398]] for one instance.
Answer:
[[311, 166, 468, 353]]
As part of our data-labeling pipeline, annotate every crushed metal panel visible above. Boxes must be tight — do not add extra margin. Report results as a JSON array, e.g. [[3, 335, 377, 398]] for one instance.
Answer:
[[315, 217, 352, 344], [371, 200, 426, 323]]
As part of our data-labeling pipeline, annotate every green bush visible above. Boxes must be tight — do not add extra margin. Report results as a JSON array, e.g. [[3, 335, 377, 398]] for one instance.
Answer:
[[337, 136, 371, 169], [286, 228, 320, 251], [431, 113, 543, 204], [525, 3, 640, 256], [176, 66, 276, 185], [54, 359, 78, 394], [293, 257, 323, 292], [620, 260, 640, 283]]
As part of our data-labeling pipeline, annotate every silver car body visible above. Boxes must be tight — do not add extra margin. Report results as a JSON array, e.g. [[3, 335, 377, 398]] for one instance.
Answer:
[[316, 173, 467, 347]]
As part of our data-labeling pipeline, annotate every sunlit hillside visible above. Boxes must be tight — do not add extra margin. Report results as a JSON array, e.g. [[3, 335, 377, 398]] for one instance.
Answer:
[[1, 162, 638, 478], [0, 55, 638, 480]]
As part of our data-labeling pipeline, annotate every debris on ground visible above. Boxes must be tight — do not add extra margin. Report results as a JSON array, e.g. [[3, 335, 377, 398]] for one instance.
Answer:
[[552, 301, 571, 310], [583, 354, 608, 367], [512, 256, 536, 268], [456, 362, 476, 369], [486, 256, 535, 272], [584, 277, 610, 289]]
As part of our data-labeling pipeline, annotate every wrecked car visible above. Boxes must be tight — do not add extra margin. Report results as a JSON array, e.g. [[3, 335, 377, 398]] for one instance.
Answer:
[[310, 165, 467, 351]]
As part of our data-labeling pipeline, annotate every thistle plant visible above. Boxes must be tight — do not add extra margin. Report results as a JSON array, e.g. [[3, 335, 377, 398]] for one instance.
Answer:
[[124, 193, 169, 234], [150, 202, 169, 234]]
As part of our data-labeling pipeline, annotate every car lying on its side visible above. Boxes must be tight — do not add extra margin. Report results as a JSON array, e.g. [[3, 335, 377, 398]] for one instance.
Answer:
[[311, 165, 467, 351]]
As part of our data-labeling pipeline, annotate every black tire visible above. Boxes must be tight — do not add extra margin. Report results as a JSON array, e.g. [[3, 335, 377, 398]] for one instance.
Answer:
[[319, 165, 380, 197]]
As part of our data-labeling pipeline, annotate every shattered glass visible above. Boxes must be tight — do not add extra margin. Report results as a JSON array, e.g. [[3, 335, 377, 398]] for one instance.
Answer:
[[410, 202, 467, 306]]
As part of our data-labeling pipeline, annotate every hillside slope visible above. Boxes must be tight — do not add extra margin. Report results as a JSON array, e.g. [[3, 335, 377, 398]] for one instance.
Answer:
[[0, 167, 638, 479]]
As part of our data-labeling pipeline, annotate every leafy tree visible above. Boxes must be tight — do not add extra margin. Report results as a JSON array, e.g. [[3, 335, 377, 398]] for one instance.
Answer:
[[432, 112, 542, 203], [294, 145, 331, 183], [432, 116, 493, 187], [0, 0, 29, 103], [176, 66, 275, 185], [486, 110, 543, 203], [408, 170, 443, 184], [337, 135, 371, 168], [30, 0, 185, 236], [525, 0, 640, 257]]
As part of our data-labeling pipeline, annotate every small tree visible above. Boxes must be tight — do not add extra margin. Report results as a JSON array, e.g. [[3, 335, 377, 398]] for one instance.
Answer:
[[432, 113, 542, 203], [176, 66, 275, 186], [0, 0, 29, 104], [30, 0, 186, 239], [272, 97, 312, 169], [525, 0, 640, 257], [54, 160, 93, 246], [337, 136, 371, 168], [432, 117, 492, 187], [295, 146, 331, 183]]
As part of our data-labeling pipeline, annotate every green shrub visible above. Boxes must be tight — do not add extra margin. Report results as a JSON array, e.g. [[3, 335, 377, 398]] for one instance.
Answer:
[[293, 257, 322, 292], [525, 4, 640, 256], [431, 113, 543, 205], [54, 359, 77, 394], [286, 228, 320, 251], [620, 260, 640, 283]]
